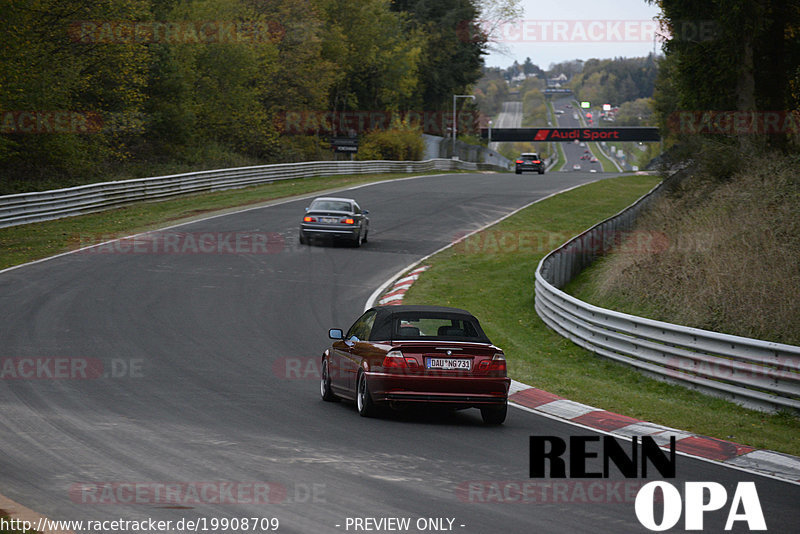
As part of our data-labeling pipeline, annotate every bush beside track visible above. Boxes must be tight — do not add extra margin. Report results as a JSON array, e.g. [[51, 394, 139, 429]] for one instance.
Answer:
[[401, 174, 800, 456]]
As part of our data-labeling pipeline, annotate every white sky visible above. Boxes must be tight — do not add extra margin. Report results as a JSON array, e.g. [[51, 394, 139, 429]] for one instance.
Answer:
[[482, 0, 664, 70]]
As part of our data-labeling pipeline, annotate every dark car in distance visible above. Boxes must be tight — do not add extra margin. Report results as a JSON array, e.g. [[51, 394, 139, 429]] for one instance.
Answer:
[[515, 153, 545, 175], [321, 305, 510, 424], [300, 196, 369, 247]]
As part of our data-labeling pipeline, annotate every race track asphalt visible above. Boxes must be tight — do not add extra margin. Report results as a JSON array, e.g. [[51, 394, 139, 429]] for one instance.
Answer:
[[1, 171, 797, 533]]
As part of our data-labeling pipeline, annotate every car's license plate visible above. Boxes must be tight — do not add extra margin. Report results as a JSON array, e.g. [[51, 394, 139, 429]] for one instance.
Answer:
[[426, 358, 471, 370], [321, 217, 338, 223]]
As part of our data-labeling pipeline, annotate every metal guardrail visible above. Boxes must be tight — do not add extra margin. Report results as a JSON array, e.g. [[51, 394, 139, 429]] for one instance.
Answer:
[[0, 159, 505, 228], [534, 180, 800, 414]]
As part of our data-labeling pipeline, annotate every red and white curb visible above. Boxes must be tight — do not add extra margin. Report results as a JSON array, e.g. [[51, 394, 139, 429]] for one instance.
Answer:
[[377, 266, 429, 305], [509, 380, 800, 484]]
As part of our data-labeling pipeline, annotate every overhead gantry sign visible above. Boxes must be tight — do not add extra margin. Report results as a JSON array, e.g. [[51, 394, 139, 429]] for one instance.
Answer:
[[481, 127, 661, 142]]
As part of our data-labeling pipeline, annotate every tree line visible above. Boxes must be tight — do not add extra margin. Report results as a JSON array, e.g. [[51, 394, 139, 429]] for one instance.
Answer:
[[649, 0, 800, 154], [0, 0, 489, 193], [569, 56, 659, 107]]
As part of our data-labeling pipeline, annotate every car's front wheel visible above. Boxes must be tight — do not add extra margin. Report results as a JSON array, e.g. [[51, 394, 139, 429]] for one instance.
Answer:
[[320, 358, 338, 402], [480, 402, 507, 425], [356, 371, 377, 417]]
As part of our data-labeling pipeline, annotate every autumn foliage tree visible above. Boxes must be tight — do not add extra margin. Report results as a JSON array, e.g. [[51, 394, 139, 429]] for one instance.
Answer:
[[0, 0, 490, 193]]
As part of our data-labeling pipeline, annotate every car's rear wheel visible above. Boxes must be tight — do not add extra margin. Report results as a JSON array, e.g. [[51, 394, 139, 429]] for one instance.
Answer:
[[480, 402, 507, 425], [299, 232, 308, 245], [320, 358, 338, 402], [352, 229, 364, 248], [356, 371, 377, 417]]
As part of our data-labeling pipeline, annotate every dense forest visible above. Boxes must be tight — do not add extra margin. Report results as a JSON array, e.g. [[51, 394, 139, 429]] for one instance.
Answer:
[[650, 0, 800, 151], [0, 0, 491, 193]]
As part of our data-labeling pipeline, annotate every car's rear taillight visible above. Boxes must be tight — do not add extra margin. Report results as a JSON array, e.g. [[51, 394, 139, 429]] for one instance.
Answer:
[[383, 350, 407, 369], [477, 353, 506, 374], [343, 218, 355, 225], [488, 353, 506, 374], [533, 160, 541, 164], [515, 160, 523, 164], [303, 216, 315, 222]]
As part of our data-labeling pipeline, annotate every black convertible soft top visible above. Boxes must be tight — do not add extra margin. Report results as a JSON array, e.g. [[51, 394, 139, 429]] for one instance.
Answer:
[[366, 305, 491, 343]]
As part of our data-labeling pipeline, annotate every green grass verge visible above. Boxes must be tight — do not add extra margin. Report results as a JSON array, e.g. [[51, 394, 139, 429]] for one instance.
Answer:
[[401, 174, 800, 456], [0, 171, 450, 270], [553, 143, 567, 172], [590, 143, 619, 172]]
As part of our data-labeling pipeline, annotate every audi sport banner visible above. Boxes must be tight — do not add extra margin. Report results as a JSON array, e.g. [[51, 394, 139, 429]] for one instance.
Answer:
[[481, 127, 660, 142]]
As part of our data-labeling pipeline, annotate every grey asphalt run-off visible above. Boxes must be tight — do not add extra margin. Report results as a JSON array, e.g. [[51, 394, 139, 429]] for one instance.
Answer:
[[1, 171, 798, 533]]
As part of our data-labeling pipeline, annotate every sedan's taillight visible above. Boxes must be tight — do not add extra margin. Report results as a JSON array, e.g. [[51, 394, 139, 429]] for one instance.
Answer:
[[303, 216, 316, 222], [476, 353, 506, 374], [533, 160, 541, 164], [488, 353, 507, 374], [383, 350, 407, 369], [515, 160, 523, 164], [343, 218, 355, 225]]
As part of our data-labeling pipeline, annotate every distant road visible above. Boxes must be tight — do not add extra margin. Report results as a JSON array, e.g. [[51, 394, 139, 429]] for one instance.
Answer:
[[489, 101, 522, 151], [551, 95, 604, 173]]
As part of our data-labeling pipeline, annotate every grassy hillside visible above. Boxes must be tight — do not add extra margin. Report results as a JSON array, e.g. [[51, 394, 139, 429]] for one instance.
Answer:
[[568, 152, 800, 346]]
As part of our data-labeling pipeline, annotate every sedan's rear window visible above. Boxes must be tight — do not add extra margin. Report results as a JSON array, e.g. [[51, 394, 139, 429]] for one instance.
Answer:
[[310, 200, 352, 212], [377, 312, 490, 342]]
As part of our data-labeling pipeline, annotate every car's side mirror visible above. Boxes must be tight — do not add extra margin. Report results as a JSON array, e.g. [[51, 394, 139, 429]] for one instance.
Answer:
[[362, 209, 369, 215], [305, 207, 309, 212], [328, 328, 343, 340]]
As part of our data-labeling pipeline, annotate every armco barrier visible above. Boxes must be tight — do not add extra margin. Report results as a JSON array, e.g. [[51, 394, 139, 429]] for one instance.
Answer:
[[0, 159, 505, 228], [534, 180, 800, 414]]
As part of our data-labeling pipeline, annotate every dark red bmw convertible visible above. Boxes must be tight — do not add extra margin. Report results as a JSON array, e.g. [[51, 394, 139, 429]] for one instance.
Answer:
[[320, 305, 510, 424]]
